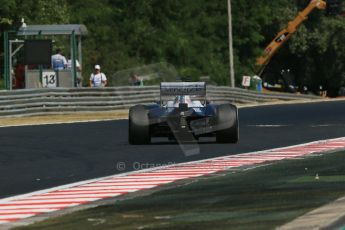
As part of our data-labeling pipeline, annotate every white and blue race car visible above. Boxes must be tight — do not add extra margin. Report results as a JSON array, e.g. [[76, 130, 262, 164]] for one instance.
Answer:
[[128, 82, 239, 144]]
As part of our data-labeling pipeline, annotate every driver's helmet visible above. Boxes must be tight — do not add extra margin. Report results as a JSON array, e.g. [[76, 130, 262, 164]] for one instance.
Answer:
[[173, 95, 192, 107]]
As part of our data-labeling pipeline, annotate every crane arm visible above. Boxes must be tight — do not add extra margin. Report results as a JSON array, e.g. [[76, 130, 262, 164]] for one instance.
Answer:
[[256, 0, 326, 76]]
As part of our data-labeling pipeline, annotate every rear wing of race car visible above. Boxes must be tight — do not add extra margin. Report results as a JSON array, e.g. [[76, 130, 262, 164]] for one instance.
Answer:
[[160, 82, 206, 96], [160, 82, 206, 105]]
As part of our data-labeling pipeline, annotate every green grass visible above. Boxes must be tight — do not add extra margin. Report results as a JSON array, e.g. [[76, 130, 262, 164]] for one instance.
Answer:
[[16, 151, 345, 230]]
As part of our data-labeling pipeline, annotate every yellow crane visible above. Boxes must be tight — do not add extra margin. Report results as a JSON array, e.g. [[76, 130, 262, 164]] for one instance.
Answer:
[[256, 0, 326, 76]]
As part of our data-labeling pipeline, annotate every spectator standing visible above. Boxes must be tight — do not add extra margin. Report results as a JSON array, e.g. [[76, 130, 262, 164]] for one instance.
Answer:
[[51, 48, 67, 71], [67, 57, 81, 71], [67, 56, 82, 87], [130, 72, 141, 86], [89, 65, 107, 87]]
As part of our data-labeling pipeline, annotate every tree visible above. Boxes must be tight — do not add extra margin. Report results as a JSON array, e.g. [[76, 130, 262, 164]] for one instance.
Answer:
[[1, 0, 344, 95]]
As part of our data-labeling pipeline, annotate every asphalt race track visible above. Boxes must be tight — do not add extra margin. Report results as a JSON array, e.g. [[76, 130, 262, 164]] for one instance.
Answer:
[[1, 101, 345, 199]]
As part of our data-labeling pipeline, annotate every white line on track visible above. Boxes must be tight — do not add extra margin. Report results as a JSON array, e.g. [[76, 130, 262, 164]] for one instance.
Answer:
[[43, 191, 134, 195], [0, 204, 80, 210], [79, 182, 169, 186], [0, 209, 58, 213], [28, 194, 117, 199], [247, 125, 290, 128], [10, 198, 101, 204], [0, 214, 35, 219]]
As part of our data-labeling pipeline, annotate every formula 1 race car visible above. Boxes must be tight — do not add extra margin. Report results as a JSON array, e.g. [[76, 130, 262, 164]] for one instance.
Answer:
[[128, 82, 239, 144]]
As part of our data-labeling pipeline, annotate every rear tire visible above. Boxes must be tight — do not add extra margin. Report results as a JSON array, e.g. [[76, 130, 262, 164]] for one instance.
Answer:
[[216, 104, 239, 143], [128, 105, 151, 144]]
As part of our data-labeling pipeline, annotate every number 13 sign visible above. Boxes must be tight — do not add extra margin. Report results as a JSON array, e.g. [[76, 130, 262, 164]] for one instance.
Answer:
[[42, 71, 57, 88]]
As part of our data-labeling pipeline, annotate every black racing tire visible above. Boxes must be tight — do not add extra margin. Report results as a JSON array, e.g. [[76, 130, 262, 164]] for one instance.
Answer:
[[128, 105, 151, 144], [216, 104, 239, 143]]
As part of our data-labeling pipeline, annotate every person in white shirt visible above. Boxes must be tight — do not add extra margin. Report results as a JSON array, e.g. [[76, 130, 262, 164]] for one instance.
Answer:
[[67, 59, 81, 71], [89, 65, 107, 87], [51, 49, 67, 71], [67, 57, 82, 87]]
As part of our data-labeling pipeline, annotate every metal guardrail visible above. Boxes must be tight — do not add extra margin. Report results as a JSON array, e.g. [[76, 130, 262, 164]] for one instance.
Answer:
[[0, 86, 321, 117]]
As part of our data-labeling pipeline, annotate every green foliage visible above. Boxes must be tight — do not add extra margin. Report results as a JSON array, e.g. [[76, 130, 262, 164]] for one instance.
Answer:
[[0, 0, 16, 36], [14, 0, 69, 24], [0, 0, 344, 94]]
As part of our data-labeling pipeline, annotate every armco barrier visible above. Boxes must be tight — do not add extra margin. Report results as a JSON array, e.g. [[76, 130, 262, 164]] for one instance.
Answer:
[[0, 86, 321, 117]]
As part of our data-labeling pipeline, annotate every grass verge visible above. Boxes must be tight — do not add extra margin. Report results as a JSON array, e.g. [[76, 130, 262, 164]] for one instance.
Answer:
[[16, 151, 345, 230], [0, 110, 128, 127]]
